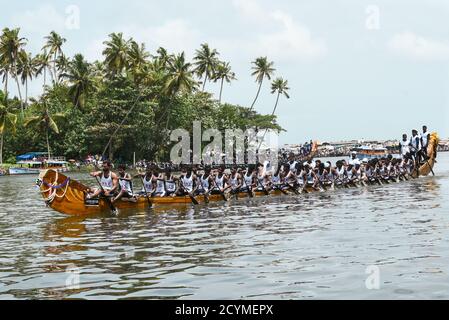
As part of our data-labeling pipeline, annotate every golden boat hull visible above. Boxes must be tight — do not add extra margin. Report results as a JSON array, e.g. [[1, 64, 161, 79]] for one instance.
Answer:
[[38, 136, 437, 216]]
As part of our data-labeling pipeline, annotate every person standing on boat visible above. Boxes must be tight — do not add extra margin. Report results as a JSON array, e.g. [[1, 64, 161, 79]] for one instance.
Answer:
[[88, 160, 119, 199], [410, 129, 422, 164], [421, 125, 430, 160], [114, 165, 136, 203], [399, 134, 411, 159]]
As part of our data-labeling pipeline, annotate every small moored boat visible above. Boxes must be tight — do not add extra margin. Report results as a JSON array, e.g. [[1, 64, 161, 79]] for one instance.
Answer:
[[9, 152, 69, 176]]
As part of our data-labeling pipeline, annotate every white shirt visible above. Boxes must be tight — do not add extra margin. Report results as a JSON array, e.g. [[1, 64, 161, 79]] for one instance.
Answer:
[[400, 140, 410, 156], [349, 158, 361, 166], [421, 132, 430, 148]]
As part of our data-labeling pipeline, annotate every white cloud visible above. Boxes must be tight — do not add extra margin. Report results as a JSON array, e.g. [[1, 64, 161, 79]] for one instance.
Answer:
[[257, 10, 327, 59], [232, 0, 269, 22], [8, 4, 67, 53], [388, 32, 449, 61], [232, 0, 327, 61], [122, 19, 201, 56], [10, 4, 66, 35], [85, 19, 201, 62]]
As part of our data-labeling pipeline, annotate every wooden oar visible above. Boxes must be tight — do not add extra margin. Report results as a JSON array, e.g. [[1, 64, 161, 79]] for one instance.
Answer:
[[140, 177, 153, 209], [179, 180, 199, 205], [424, 159, 435, 176], [94, 176, 118, 215], [212, 177, 228, 202], [198, 176, 210, 204], [274, 184, 289, 195], [284, 182, 300, 195], [256, 177, 270, 196], [242, 175, 254, 198]]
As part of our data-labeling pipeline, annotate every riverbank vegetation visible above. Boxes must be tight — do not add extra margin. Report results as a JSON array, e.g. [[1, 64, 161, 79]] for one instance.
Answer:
[[0, 28, 290, 164]]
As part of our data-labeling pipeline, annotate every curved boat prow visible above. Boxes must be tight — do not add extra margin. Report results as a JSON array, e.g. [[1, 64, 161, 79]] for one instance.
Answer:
[[411, 132, 439, 178], [38, 169, 93, 215]]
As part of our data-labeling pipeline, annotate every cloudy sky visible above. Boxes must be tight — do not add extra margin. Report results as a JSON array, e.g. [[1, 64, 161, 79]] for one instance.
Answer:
[[2, 0, 449, 143]]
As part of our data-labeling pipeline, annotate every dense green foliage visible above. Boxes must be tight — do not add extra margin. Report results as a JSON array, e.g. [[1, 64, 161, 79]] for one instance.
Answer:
[[0, 28, 289, 164]]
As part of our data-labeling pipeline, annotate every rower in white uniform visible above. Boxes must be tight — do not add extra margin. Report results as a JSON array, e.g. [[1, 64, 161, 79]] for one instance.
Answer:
[[178, 167, 197, 196], [114, 164, 136, 203], [153, 169, 166, 198], [212, 167, 228, 194], [225, 167, 242, 196], [164, 168, 178, 197], [88, 160, 119, 199], [196, 167, 212, 196]]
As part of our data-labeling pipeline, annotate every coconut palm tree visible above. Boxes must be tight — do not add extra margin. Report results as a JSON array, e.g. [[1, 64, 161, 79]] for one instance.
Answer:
[[127, 40, 150, 83], [0, 28, 27, 109], [55, 54, 69, 79], [164, 52, 197, 96], [102, 32, 131, 76], [17, 50, 37, 107], [24, 102, 65, 160], [212, 61, 236, 104], [156, 47, 170, 68], [42, 31, 66, 84], [60, 54, 94, 109], [0, 60, 9, 96], [0, 90, 17, 164], [257, 78, 290, 150], [163, 52, 197, 129], [270, 77, 290, 116], [128, 41, 149, 71], [34, 51, 52, 90], [194, 43, 219, 91], [249, 57, 275, 112]]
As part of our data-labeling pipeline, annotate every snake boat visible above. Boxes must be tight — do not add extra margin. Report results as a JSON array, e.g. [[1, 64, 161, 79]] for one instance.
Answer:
[[37, 133, 439, 216]]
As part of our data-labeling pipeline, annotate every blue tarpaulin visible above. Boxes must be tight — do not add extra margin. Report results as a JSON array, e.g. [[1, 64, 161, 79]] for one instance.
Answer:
[[16, 152, 48, 161]]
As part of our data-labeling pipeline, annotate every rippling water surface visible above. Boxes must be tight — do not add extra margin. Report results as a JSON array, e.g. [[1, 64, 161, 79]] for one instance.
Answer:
[[1, 153, 449, 300]]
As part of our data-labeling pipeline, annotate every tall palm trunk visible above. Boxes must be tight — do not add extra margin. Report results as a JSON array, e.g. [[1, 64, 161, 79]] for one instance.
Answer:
[[46, 128, 51, 161], [25, 78, 28, 107], [12, 61, 24, 114], [3, 73, 8, 97], [258, 92, 281, 150], [249, 80, 263, 112], [53, 52, 58, 84], [219, 77, 224, 104], [271, 92, 281, 116], [14, 75, 23, 115], [202, 73, 208, 91], [43, 68, 47, 89], [164, 96, 175, 131], [0, 133, 3, 164]]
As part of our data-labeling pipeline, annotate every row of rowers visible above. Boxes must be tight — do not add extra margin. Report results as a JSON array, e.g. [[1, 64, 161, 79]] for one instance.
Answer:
[[88, 156, 415, 202]]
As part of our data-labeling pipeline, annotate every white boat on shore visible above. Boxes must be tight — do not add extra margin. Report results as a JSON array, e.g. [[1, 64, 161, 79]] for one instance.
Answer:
[[8, 153, 69, 176]]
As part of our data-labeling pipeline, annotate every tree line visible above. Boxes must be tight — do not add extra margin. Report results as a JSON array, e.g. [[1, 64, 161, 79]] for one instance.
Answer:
[[0, 28, 290, 164]]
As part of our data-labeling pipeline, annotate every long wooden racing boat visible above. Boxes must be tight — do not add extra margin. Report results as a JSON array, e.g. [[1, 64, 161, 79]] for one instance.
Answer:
[[37, 134, 439, 216]]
